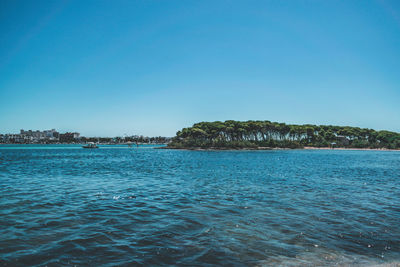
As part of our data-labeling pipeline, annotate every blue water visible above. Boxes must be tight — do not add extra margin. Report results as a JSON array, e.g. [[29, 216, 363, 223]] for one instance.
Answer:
[[0, 145, 399, 266]]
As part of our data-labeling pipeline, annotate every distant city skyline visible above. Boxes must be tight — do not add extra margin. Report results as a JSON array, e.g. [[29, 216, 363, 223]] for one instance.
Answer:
[[1, 0, 399, 136], [0, 128, 171, 144]]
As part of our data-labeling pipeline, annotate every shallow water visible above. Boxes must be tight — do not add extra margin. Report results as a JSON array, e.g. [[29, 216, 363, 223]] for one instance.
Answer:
[[0, 145, 399, 266]]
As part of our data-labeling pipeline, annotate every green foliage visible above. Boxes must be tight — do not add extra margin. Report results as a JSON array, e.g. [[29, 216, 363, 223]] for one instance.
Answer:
[[169, 120, 400, 149]]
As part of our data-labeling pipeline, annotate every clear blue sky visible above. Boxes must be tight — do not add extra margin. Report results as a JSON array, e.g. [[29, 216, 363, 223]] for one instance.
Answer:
[[1, 0, 399, 137]]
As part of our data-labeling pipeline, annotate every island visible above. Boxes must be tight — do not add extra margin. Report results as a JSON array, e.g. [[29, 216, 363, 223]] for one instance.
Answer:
[[165, 120, 400, 150]]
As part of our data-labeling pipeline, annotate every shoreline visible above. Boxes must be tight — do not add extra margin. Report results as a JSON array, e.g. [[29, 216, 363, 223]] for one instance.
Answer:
[[0, 143, 168, 146], [303, 146, 399, 151], [159, 146, 400, 152]]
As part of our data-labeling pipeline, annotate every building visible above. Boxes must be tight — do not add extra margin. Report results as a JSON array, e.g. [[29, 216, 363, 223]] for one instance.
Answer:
[[19, 129, 60, 141], [4, 133, 24, 143], [44, 129, 59, 140], [1, 129, 81, 143]]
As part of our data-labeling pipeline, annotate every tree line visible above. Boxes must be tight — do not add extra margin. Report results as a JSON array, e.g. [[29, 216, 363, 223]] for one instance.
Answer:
[[169, 120, 400, 149], [79, 136, 171, 144]]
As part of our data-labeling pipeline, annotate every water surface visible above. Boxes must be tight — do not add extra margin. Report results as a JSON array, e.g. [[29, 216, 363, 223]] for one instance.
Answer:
[[0, 145, 399, 266]]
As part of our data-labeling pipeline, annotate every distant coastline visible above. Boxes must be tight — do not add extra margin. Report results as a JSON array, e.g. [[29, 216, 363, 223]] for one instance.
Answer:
[[0, 142, 169, 146], [303, 146, 399, 151], [160, 146, 399, 151], [0, 129, 171, 145], [166, 120, 400, 151]]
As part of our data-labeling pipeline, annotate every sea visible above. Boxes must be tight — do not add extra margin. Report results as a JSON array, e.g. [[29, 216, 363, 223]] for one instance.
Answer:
[[0, 144, 399, 266]]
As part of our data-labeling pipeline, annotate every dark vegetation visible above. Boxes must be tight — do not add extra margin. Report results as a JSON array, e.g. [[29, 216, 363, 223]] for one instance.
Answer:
[[168, 120, 400, 149]]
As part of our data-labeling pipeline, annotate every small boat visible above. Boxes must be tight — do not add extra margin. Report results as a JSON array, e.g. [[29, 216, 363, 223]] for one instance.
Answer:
[[82, 142, 99, 149]]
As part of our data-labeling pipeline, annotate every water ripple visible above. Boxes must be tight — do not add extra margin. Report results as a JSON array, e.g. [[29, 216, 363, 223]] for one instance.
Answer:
[[0, 146, 399, 266]]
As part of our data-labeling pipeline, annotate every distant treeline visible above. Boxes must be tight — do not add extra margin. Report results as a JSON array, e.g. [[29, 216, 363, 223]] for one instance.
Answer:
[[168, 120, 400, 149], [81, 136, 171, 144]]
